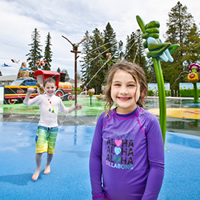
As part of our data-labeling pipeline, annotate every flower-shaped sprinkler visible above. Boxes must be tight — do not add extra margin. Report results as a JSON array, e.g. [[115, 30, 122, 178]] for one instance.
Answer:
[[187, 63, 200, 103]]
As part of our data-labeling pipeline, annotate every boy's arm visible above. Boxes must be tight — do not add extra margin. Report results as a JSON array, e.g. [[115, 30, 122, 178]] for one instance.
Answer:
[[24, 88, 35, 102], [68, 103, 82, 113], [59, 100, 82, 114], [23, 87, 40, 106]]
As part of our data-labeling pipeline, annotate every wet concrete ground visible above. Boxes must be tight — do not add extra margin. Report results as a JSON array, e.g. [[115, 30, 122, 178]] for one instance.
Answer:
[[1, 96, 199, 136], [1, 113, 199, 136]]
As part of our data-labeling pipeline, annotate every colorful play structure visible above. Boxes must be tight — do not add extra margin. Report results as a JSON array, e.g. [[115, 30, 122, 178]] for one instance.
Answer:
[[1, 68, 73, 104]]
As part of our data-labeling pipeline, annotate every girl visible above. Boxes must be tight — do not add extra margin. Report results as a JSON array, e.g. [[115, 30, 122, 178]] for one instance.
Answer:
[[24, 78, 82, 181], [89, 61, 164, 200]]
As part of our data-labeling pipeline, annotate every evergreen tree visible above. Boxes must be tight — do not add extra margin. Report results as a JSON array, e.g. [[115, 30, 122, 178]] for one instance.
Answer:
[[57, 67, 61, 73], [183, 23, 200, 65], [80, 31, 93, 88], [103, 22, 118, 59], [145, 59, 157, 83], [43, 32, 53, 70], [117, 40, 124, 60], [26, 28, 42, 72], [77, 72, 81, 80], [81, 23, 119, 94], [134, 30, 146, 71], [162, 1, 198, 91], [81, 29, 105, 94], [125, 30, 147, 78], [124, 31, 137, 62]]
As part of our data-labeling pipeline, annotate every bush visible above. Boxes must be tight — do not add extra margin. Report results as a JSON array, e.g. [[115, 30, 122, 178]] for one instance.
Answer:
[[179, 89, 200, 97], [148, 90, 170, 96], [72, 87, 81, 95]]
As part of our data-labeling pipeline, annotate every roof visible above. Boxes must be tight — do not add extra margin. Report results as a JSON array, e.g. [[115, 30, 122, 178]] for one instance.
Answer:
[[33, 70, 60, 76], [16, 77, 36, 80], [0, 75, 17, 81], [68, 78, 82, 84]]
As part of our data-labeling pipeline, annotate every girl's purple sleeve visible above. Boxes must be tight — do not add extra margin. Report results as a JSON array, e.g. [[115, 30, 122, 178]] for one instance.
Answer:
[[89, 113, 106, 200], [142, 115, 165, 200]]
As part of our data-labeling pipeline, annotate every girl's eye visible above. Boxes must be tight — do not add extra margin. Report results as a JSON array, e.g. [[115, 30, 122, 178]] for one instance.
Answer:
[[114, 84, 120, 86], [128, 85, 135, 87]]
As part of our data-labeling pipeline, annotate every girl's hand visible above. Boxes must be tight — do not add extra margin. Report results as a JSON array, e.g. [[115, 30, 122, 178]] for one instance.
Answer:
[[27, 87, 36, 93], [75, 103, 82, 110]]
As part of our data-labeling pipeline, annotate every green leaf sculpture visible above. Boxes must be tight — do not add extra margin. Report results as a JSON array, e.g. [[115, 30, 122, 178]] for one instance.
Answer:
[[136, 15, 179, 144]]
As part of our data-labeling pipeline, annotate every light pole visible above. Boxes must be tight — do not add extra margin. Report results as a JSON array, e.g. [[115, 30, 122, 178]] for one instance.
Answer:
[[62, 35, 88, 105]]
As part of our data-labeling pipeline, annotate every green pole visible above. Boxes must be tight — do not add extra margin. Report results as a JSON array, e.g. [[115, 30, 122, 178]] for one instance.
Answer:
[[193, 82, 200, 103], [90, 96, 92, 106], [152, 58, 167, 144]]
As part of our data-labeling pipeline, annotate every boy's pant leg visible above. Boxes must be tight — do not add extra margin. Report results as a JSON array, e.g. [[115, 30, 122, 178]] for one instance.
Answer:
[[35, 126, 48, 153], [47, 127, 58, 154]]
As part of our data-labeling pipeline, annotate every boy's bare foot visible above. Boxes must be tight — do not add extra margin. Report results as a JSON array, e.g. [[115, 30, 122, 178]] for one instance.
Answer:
[[32, 168, 41, 181], [44, 164, 50, 174]]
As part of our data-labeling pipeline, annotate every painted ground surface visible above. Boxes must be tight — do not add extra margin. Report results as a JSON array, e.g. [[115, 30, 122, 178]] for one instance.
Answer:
[[0, 122, 200, 200]]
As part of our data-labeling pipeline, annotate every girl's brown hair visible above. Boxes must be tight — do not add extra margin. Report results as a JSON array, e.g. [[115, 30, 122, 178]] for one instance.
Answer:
[[104, 61, 148, 115]]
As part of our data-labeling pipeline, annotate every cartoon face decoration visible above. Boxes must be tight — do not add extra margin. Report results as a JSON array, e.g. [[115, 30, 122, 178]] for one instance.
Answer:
[[188, 63, 200, 83]]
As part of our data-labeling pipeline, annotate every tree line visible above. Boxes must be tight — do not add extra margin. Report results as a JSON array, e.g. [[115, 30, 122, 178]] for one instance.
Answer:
[[80, 1, 200, 94], [26, 1, 200, 94]]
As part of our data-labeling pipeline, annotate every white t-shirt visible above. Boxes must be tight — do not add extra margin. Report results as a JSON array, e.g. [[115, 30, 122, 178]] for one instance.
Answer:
[[24, 94, 69, 127]]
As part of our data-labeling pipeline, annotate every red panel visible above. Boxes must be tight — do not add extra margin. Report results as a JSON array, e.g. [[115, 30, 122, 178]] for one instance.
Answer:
[[34, 70, 60, 76]]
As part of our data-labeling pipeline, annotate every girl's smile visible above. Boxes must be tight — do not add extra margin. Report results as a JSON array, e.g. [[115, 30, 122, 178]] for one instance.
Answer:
[[118, 97, 131, 101]]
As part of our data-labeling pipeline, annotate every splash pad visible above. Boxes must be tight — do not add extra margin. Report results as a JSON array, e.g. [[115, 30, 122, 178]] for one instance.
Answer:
[[1, 95, 200, 132], [0, 96, 200, 199]]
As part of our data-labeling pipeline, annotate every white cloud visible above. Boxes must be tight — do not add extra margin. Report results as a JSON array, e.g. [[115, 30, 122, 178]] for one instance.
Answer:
[[0, 0, 199, 78]]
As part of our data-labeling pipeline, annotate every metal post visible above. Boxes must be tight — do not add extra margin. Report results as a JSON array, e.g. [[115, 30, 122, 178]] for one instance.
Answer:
[[62, 35, 89, 106], [74, 52, 77, 105]]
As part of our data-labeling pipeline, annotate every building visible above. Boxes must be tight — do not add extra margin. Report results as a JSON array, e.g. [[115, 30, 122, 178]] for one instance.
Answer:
[[0, 75, 17, 85], [68, 78, 83, 88]]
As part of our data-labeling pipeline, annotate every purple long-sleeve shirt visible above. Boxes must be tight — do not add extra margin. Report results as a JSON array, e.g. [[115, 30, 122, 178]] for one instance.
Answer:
[[89, 106, 164, 200]]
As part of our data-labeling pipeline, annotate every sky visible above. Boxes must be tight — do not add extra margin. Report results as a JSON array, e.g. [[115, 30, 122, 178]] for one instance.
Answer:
[[0, 0, 199, 79]]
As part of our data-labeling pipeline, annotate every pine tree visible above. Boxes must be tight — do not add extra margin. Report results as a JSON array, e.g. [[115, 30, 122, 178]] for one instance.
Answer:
[[80, 31, 93, 89], [124, 31, 137, 62], [125, 30, 147, 76], [81, 23, 119, 94], [26, 28, 42, 72], [134, 30, 146, 71], [117, 40, 124, 60], [183, 23, 200, 65], [57, 67, 61, 73], [43, 32, 53, 70], [162, 1, 198, 90], [145, 59, 157, 83], [81, 29, 105, 94], [103, 22, 118, 59]]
